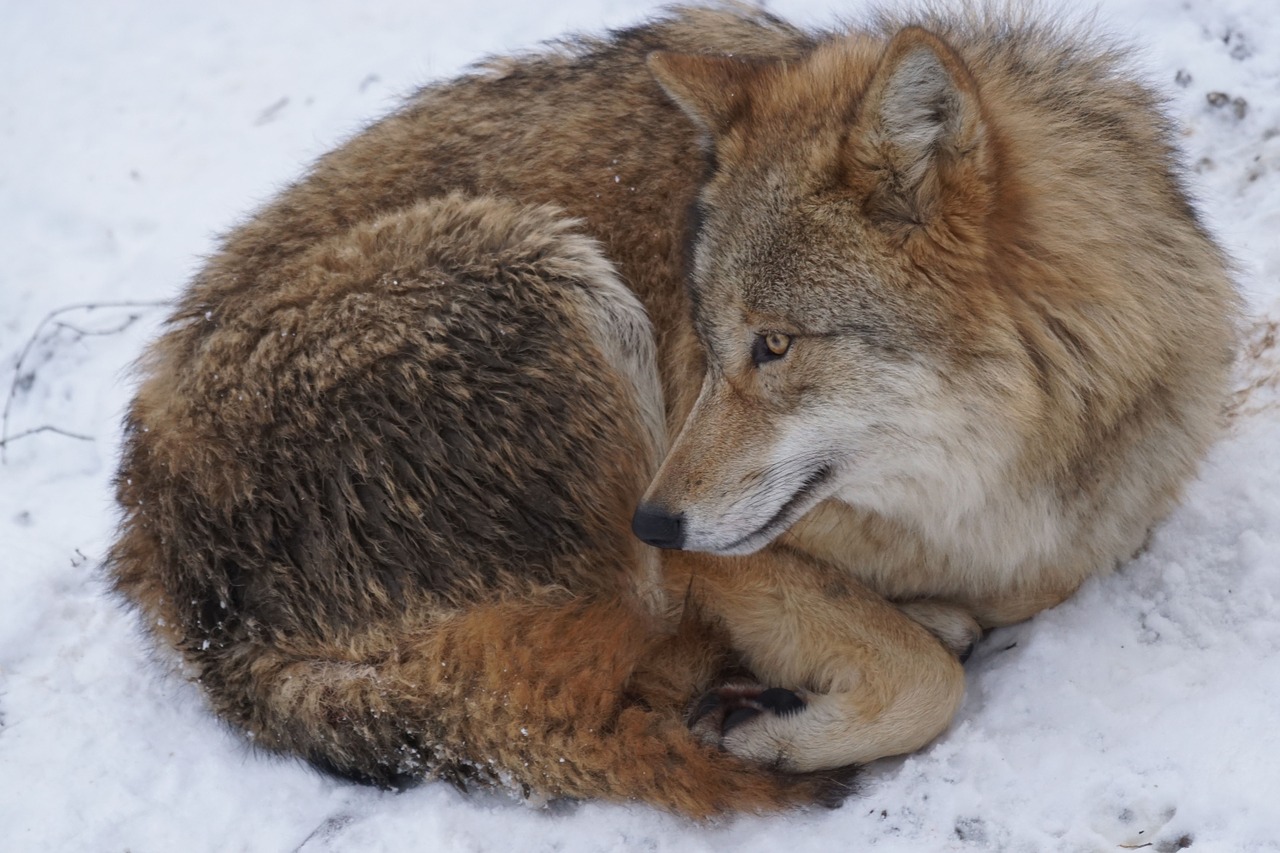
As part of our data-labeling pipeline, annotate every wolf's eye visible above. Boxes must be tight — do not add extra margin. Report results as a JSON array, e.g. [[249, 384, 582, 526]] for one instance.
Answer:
[[752, 332, 792, 365]]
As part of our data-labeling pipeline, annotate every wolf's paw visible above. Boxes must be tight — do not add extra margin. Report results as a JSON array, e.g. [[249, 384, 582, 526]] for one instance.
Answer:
[[689, 683, 808, 766], [691, 683, 807, 734], [895, 600, 983, 662]]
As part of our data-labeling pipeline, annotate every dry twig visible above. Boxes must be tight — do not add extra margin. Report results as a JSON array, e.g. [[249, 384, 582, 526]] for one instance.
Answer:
[[2, 299, 169, 463]]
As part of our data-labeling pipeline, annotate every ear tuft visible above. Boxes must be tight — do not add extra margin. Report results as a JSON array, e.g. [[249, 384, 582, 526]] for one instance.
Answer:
[[855, 27, 988, 223], [880, 46, 965, 169], [647, 52, 770, 136]]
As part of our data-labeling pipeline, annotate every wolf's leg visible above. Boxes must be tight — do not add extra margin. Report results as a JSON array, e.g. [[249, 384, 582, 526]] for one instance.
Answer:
[[965, 588, 1079, 629], [669, 547, 966, 772]]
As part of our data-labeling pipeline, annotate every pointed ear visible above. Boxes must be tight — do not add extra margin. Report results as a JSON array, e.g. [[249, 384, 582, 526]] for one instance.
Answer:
[[647, 52, 770, 136], [853, 27, 989, 223]]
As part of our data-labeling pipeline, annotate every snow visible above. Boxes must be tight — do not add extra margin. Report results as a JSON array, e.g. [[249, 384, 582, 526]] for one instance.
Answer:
[[2, 0, 1277, 850]]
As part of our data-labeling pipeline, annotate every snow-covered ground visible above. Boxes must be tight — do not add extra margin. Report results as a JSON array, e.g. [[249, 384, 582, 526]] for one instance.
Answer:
[[2, 0, 1277, 850]]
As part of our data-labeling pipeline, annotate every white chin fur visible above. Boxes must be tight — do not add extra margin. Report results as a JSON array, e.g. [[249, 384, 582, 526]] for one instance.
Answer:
[[682, 467, 840, 555]]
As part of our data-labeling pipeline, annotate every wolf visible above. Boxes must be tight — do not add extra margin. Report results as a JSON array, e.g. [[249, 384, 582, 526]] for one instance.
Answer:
[[107, 3, 1237, 815]]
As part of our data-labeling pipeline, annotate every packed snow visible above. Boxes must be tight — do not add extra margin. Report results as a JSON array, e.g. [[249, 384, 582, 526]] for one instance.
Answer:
[[2, 1, 1277, 850]]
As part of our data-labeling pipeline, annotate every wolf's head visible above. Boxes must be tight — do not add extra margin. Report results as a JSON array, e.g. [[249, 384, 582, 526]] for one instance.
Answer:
[[634, 27, 1042, 555]]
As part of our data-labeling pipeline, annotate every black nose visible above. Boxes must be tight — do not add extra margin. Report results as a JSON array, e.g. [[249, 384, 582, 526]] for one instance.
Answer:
[[631, 503, 685, 549]]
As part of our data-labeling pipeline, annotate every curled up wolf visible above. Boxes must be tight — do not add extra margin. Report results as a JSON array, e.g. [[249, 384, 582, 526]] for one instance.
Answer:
[[108, 5, 1238, 816]]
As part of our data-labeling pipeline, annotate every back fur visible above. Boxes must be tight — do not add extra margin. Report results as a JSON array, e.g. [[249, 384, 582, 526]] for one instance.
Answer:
[[109, 9, 854, 815]]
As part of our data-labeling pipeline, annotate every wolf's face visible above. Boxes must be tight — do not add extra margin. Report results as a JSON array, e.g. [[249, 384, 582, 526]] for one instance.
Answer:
[[635, 30, 1041, 555]]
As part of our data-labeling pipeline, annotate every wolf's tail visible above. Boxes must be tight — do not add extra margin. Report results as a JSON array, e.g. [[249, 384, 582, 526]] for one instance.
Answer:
[[199, 595, 853, 817]]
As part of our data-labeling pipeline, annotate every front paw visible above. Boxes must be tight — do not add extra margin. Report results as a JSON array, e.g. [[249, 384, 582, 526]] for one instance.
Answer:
[[895, 600, 983, 662], [689, 683, 807, 766]]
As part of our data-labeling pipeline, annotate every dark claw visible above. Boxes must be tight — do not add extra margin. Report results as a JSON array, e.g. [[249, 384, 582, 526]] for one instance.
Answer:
[[689, 690, 724, 726], [721, 706, 760, 733], [958, 642, 976, 664], [689, 684, 807, 736], [758, 687, 805, 715]]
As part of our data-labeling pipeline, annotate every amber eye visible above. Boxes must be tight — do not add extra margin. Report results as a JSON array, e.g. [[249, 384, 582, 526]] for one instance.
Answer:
[[752, 331, 792, 365]]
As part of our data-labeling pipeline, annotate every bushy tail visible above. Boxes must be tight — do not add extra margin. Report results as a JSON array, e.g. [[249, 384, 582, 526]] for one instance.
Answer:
[[203, 595, 854, 817]]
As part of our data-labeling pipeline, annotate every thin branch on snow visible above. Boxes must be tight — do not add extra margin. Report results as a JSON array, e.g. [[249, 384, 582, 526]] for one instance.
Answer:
[[2, 299, 169, 463], [0, 425, 96, 448]]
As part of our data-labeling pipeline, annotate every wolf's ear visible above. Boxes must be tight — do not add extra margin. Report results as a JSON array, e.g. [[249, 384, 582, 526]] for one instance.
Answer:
[[851, 27, 990, 225], [647, 52, 770, 136]]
